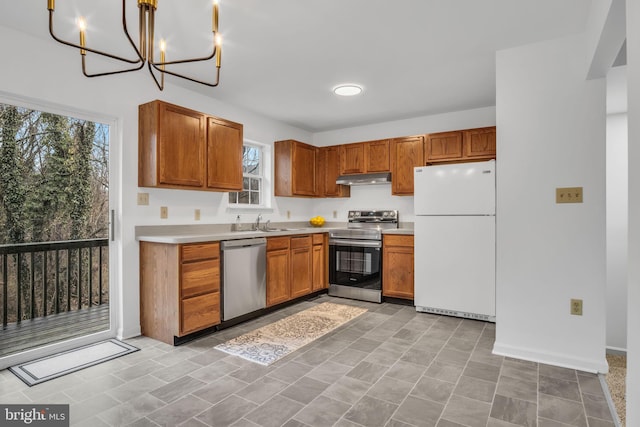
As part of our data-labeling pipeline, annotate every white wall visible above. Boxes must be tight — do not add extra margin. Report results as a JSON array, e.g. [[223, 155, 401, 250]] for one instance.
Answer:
[[0, 25, 312, 339], [606, 112, 627, 351], [625, 0, 640, 422], [494, 34, 607, 372]]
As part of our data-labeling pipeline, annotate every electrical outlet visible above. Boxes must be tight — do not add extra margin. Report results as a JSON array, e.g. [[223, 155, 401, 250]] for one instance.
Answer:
[[137, 192, 149, 205], [287, 210, 291, 219], [333, 210, 338, 219], [556, 187, 583, 204], [194, 209, 201, 221], [160, 206, 168, 219], [570, 299, 583, 316]]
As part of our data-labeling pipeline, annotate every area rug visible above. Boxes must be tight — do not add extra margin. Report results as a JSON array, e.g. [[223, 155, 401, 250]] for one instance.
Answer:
[[606, 353, 626, 426], [9, 339, 139, 386], [215, 302, 367, 365]]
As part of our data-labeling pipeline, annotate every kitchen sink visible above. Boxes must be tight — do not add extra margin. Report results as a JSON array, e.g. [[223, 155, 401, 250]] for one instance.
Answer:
[[229, 228, 304, 233]]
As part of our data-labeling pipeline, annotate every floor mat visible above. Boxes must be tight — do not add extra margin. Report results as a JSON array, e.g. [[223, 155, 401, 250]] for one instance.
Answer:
[[9, 339, 139, 386], [215, 302, 367, 365]]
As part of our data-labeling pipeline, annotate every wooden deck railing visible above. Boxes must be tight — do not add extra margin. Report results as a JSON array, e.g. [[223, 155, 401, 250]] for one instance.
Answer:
[[0, 239, 109, 327]]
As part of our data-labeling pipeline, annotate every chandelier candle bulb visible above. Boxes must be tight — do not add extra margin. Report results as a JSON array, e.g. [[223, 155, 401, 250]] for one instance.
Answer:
[[216, 35, 222, 67], [78, 17, 86, 55], [213, 0, 219, 33]]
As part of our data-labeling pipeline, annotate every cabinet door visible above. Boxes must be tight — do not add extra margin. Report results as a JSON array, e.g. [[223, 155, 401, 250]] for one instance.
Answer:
[[391, 136, 424, 196], [158, 103, 206, 187], [315, 146, 326, 197], [207, 118, 243, 191], [266, 248, 290, 306], [324, 146, 351, 198], [312, 243, 325, 291], [425, 131, 463, 163], [292, 142, 317, 196], [290, 246, 312, 298], [180, 292, 220, 335], [340, 143, 365, 174], [181, 259, 220, 299], [463, 127, 496, 159], [383, 236, 414, 300], [365, 140, 390, 173]]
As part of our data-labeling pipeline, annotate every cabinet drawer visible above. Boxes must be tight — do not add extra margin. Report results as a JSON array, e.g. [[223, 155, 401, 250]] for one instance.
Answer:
[[312, 234, 325, 245], [180, 292, 220, 335], [181, 259, 220, 298], [181, 242, 220, 262], [267, 236, 290, 251], [384, 234, 414, 247], [290, 235, 311, 249]]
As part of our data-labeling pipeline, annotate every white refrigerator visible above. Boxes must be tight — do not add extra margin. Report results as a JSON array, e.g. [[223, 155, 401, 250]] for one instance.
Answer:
[[413, 160, 496, 321]]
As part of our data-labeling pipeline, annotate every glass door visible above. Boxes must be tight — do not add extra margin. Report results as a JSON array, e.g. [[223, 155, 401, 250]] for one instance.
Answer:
[[0, 102, 113, 362]]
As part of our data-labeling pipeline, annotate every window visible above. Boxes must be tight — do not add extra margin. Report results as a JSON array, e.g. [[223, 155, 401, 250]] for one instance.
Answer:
[[229, 143, 264, 206]]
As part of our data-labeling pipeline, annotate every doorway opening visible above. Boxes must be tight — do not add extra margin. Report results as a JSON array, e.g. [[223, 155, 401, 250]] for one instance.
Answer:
[[0, 102, 111, 358]]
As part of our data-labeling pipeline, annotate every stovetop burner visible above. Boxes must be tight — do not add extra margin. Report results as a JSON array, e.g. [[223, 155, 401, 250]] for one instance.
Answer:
[[329, 210, 399, 240]]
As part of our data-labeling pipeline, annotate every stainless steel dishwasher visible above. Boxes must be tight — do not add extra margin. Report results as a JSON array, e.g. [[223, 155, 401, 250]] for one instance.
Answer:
[[221, 237, 267, 321]]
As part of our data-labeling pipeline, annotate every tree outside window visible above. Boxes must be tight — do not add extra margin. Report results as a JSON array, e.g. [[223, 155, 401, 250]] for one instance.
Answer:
[[229, 143, 263, 206]]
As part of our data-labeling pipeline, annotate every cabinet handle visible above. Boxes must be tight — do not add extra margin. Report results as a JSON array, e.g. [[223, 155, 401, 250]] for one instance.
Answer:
[[110, 209, 115, 242]]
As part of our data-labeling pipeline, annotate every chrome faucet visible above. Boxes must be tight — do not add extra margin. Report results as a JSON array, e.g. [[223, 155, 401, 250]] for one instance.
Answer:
[[253, 213, 263, 231]]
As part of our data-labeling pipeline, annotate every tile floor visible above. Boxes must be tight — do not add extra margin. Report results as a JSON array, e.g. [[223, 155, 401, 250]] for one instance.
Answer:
[[0, 295, 617, 427]]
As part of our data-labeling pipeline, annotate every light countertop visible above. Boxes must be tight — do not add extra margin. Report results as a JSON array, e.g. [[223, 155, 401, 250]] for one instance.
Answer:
[[136, 222, 414, 244]]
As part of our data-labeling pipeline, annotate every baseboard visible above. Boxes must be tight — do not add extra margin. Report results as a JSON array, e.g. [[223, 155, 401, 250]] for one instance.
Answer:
[[606, 346, 627, 356], [118, 326, 142, 341], [493, 341, 609, 373]]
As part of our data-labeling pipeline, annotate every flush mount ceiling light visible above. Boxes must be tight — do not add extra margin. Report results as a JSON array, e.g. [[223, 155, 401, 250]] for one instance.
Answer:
[[47, 0, 222, 90], [333, 84, 363, 96]]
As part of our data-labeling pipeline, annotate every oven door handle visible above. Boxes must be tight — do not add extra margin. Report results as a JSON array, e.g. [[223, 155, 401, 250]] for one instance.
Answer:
[[329, 239, 382, 248]]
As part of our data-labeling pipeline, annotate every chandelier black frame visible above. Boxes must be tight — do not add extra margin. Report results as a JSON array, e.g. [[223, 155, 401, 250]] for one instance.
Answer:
[[47, 0, 221, 90]]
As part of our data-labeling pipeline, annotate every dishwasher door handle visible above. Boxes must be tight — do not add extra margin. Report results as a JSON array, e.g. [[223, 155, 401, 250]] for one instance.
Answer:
[[221, 237, 267, 250]]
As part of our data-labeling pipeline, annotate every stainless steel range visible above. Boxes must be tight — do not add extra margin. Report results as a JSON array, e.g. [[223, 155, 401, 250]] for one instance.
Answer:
[[329, 210, 399, 303]]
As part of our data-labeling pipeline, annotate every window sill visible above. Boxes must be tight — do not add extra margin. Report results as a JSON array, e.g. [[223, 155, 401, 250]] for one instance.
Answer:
[[226, 205, 274, 214]]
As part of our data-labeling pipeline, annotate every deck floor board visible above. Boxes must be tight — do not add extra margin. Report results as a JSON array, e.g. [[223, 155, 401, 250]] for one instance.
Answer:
[[0, 305, 110, 357]]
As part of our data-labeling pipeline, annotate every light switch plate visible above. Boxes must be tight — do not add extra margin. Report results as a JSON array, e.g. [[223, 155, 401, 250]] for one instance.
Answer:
[[195, 209, 201, 221], [137, 193, 149, 205], [556, 187, 583, 203], [160, 206, 168, 219], [570, 299, 583, 316]]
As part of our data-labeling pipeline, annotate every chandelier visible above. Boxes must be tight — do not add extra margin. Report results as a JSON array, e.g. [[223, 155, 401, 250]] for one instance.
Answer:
[[47, 0, 222, 90]]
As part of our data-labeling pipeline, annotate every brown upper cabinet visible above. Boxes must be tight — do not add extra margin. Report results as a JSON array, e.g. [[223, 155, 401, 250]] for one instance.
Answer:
[[138, 100, 243, 191], [207, 117, 243, 191], [425, 127, 496, 164], [273, 126, 494, 198], [463, 127, 497, 159], [365, 139, 391, 172], [391, 135, 424, 196], [425, 131, 464, 163], [340, 143, 366, 174], [339, 140, 391, 175], [275, 140, 317, 197], [321, 146, 350, 198]]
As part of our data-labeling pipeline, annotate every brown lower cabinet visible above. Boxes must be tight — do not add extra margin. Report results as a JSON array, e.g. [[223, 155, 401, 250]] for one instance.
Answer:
[[382, 234, 414, 300], [267, 234, 327, 307], [140, 241, 221, 344], [312, 233, 327, 291]]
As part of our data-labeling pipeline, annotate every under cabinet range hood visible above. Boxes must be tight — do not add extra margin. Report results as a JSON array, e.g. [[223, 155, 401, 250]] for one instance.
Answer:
[[336, 172, 391, 186]]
